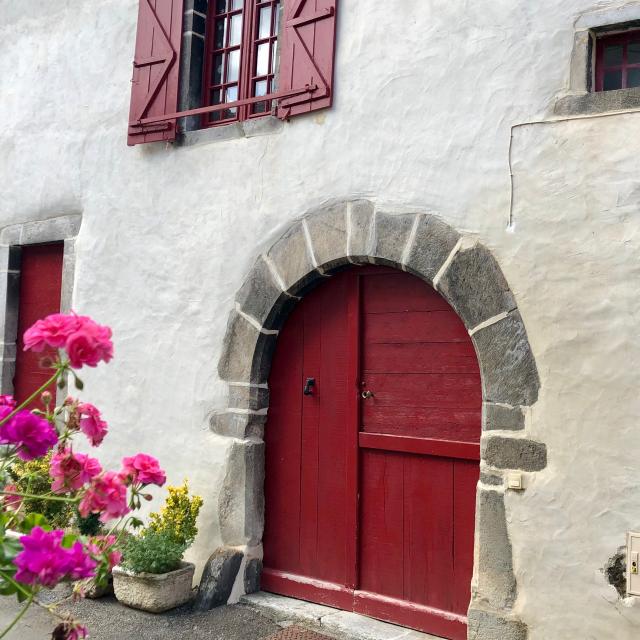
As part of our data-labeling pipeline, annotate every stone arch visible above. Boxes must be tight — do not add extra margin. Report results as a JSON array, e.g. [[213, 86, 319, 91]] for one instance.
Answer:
[[202, 199, 546, 640]]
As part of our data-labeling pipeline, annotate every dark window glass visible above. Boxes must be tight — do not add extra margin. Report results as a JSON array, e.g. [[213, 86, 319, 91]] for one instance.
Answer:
[[603, 70, 623, 91]]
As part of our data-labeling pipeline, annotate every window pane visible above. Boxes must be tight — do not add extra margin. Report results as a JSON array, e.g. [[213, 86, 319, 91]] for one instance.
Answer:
[[628, 68, 640, 88], [212, 53, 224, 84], [232, 0, 244, 8], [271, 40, 278, 73], [225, 86, 238, 117], [230, 14, 243, 46], [227, 49, 240, 81], [274, 2, 280, 33], [254, 79, 268, 97], [603, 69, 623, 90], [211, 88, 222, 105], [215, 0, 227, 14], [629, 41, 640, 64], [214, 19, 226, 49], [259, 6, 272, 38], [256, 43, 269, 76], [604, 44, 623, 66]]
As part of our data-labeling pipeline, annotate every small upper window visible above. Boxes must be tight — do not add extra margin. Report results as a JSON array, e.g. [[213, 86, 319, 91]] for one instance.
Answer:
[[203, 0, 281, 127], [595, 30, 640, 91]]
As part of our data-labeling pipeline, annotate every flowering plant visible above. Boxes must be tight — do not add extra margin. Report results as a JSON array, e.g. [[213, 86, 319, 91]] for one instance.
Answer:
[[0, 312, 166, 640]]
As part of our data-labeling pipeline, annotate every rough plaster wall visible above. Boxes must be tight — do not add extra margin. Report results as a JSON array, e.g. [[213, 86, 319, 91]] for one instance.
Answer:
[[1, 0, 640, 635]]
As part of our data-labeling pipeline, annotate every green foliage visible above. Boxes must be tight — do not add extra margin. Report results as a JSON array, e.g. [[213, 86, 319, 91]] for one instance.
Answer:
[[8, 454, 73, 529], [75, 511, 101, 536], [120, 530, 185, 575], [148, 481, 203, 548]]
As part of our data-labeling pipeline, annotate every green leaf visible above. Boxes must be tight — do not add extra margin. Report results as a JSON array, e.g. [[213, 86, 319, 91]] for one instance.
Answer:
[[20, 513, 49, 533], [61, 533, 78, 549], [129, 517, 144, 530], [74, 375, 84, 391]]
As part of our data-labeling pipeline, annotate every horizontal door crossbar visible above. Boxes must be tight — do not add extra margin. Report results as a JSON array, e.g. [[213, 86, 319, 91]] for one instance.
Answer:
[[359, 432, 480, 460]]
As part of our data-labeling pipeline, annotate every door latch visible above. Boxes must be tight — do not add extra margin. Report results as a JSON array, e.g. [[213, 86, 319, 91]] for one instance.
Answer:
[[303, 377, 316, 396]]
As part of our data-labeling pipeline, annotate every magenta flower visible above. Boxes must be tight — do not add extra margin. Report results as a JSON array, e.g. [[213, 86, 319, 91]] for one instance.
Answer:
[[77, 402, 108, 446], [65, 318, 113, 369], [22, 312, 113, 369], [0, 410, 58, 460], [50, 449, 102, 494], [78, 471, 130, 522], [121, 453, 166, 487], [0, 395, 15, 408], [87, 534, 122, 570], [15, 527, 97, 587], [52, 622, 88, 640]]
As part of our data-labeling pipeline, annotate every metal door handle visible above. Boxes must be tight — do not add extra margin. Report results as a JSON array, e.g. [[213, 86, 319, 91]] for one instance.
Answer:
[[361, 390, 374, 399], [303, 378, 316, 396]]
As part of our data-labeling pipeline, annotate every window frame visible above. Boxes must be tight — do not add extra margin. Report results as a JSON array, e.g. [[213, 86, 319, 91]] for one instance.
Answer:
[[595, 29, 640, 92], [201, 0, 281, 128]]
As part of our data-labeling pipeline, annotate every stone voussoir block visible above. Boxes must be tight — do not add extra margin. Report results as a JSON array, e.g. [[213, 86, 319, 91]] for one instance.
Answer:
[[347, 199, 375, 262], [484, 403, 524, 431], [404, 214, 460, 284], [194, 547, 244, 611], [217, 311, 277, 385], [437, 244, 516, 330], [228, 384, 269, 412], [235, 255, 290, 330], [218, 440, 265, 546], [467, 607, 527, 640], [482, 435, 547, 472], [265, 221, 316, 295], [476, 488, 517, 610], [472, 310, 540, 407], [304, 201, 349, 271], [371, 211, 415, 267], [244, 557, 262, 594]]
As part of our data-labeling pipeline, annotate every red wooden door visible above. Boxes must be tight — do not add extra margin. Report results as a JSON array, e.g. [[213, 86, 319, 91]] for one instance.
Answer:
[[13, 243, 64, 407], [263, 266, 481, 640]]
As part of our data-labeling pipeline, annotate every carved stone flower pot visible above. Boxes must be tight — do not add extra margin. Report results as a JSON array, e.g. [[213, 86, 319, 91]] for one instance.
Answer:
[[112, 562, 195, 613]]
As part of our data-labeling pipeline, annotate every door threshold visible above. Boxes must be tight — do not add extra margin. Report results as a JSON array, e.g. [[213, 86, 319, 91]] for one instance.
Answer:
[[240, 592, 443, 640]]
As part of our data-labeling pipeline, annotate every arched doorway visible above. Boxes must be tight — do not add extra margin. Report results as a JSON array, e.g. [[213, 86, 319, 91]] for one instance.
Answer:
[[262, 265, 481, 640]]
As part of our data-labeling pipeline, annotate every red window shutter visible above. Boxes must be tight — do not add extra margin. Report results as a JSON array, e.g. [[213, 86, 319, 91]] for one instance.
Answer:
[[277, 0, 338, 119], [127, 0, 184, 146]]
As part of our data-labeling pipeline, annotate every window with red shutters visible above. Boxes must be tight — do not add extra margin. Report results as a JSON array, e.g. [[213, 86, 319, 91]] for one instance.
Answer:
[[595, 30, 640, 92], [127, 0, 338, 141]]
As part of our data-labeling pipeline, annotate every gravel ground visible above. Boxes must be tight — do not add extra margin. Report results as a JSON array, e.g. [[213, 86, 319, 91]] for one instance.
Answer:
[[0, 594, 283, 640]]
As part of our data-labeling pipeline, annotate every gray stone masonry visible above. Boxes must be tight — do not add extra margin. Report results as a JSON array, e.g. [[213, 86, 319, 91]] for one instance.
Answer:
[[483, 403, 524, 431], [472, 310, 540, 406], [243, 558, 262, 594], [437, 244, 516, 330], [371, 212, 415, 267], [347, 200, 375, 261], [229, 385, 269, 412], [475, 489, 517, 610], [304, 202, 349, 271], [266, 222, 316, 294], [194, 547, 244, 611], [404, 214, 460, 283], [218, 440, 265, 547], [210, 410, 268, 439], [482, 436, 547, 472], [479, 471, 503, 487], [555, 86, 640, 116], [467, 607, 527, 640]]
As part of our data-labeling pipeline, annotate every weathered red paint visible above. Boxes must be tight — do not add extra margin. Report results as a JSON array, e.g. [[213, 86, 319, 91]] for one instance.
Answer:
[[127, 0, 183, 145], [595, 30, 640, 92], [13, 243, 64, 408], [263, 266, 481, 639]]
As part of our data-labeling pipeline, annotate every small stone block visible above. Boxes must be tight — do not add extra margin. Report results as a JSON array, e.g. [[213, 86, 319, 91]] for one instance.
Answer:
[[266, 222, 316, 294], [371, 212, 415, 267], [484, 403, 524, 431], [482, 436, 547, 472], [236, 255, 287, 329], [244, 558, 262, 594], [194, 548, 243, 611], [347, 200, 375, 261], [305, 202, 349, 271], [467, 607, 527, 640]]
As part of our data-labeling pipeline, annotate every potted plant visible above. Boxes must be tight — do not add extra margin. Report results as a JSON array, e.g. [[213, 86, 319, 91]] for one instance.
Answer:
[[113, 481, 203, 612]]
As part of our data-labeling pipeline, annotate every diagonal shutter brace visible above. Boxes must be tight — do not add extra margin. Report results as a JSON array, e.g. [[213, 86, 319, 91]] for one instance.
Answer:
[[129, 84, 320, 131]]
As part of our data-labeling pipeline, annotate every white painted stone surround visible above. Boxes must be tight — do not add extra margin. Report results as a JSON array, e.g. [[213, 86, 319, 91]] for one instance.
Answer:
[[2, 1, 640, 638]]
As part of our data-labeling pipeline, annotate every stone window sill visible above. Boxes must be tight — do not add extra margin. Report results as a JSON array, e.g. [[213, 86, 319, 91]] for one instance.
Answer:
[[554, 87, 640, 116], [177, 116, 283, 148]]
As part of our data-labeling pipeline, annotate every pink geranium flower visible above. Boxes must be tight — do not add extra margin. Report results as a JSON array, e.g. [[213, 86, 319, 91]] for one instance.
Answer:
[[77, 403, 108, 446], [15, 527, 97, 587], [52, 622, 88, 640], [78, 471, 130, 523], [121, 453, 166, 487], [87, 534, 122, 570], [0, 395, 15, 408], [50, 449, 102, 494], [0, 410, 58, 460], [22, 312, 113, 369], [2, 484, 22, 511]]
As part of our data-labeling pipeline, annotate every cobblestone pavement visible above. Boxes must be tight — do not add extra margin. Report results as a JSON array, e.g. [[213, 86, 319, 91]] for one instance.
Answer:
[[0, 594, 299, 640]]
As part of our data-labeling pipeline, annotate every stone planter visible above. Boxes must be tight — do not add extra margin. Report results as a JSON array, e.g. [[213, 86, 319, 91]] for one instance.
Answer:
[[112, 562, 195, 613]]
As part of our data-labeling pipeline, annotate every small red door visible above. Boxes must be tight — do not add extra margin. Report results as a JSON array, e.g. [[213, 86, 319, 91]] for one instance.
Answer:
[[13, 243, 64, 407], [263, 266, 481, 640]]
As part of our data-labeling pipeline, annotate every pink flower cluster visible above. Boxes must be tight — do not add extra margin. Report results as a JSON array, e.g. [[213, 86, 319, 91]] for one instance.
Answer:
[[50, 449, 102, 494], [0, 410, 57, 460], [15, 527, 97, 587], [87, 535, 122, 570], [77, 402, 108, 446], [121, 453, 166, 487], [23, 313, 113, 369], [79, 471, 130, 523], [52, 622, 88, 640]]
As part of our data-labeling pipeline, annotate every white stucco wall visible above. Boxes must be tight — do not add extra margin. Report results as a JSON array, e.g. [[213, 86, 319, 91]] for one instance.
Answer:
[[1, 1, 640, 637]]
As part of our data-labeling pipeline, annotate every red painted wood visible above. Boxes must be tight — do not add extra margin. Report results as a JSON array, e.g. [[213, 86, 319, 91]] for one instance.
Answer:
[[277, 0, 338, 118], [13, 243, 64, 409], [359, 433, 480, 461], [595, 31, 640, 92], [127, 0, 183, 145], [263, 266, 480, 639]]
